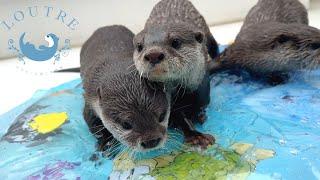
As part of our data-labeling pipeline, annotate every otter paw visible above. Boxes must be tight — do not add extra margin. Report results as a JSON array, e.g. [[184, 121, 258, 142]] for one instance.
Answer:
[[185, 133, 215, 149]]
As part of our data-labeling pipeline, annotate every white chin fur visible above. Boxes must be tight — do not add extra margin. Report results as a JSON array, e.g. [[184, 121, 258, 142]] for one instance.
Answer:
[[135, 45, 206, 90]]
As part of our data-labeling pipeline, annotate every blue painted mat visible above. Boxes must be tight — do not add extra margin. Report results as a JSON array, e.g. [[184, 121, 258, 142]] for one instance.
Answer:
[[1, 62, 320, 179]]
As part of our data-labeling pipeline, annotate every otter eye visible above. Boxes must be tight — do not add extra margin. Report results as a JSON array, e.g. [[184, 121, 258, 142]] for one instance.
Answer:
[[171, 39, 182, 49], [159, 112, 166, 123], [137, 43, 143, 52], [310, 43, 320, 50], [122, 122, 132, 130]]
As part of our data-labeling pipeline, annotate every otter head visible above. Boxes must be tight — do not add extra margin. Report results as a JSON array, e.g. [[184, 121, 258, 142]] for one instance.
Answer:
[[223, 22, 320, 75], [93, 76, 170, 152], [133, 24, 208, 89], [265, 24, 320, 71]]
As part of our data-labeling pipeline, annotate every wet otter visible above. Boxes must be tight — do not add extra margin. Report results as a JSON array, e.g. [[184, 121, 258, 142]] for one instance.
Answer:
[[133, 0, 217, 147], [212, 23, 320, 79], [240, 0, 308, 32], [209, 0, 320, 84], [81, 25, 171, 152], [134, 0, 218, 88]]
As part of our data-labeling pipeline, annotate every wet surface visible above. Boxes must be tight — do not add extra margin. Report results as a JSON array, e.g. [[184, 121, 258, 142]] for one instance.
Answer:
[[0, 68, 319, 179]]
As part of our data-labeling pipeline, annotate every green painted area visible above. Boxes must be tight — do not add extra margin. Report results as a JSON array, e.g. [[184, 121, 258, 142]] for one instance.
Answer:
[[150, 148, 253, 180], [111, 143, 274, 179]]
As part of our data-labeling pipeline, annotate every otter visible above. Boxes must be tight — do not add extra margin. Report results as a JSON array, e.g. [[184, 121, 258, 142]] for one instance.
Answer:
[[81, 25, 171, 152], [134, 0, 218, 88], [133, 0, 217, 147], [209, 0, 320, 84], [211, 23, 320, 80], [240, 0, 308, 32]]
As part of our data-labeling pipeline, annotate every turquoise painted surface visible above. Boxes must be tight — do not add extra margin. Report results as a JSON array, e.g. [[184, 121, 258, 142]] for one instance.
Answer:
[[202, 70, 320, 179], [0, 79, 113, 179], [0, 47, 319, 179]]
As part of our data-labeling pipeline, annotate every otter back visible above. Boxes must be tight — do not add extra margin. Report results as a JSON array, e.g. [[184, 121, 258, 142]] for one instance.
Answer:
[[80, 26, 134, 82]]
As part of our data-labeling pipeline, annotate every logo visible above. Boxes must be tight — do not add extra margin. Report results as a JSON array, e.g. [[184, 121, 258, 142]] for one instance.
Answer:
[[8, 32, 71, 63], [1, 6, 79, 75]]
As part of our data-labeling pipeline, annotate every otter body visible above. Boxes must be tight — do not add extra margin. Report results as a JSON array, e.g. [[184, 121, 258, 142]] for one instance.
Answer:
[[133, 0, 216, 148], [81, 25, 171, 152], [210, 0, 320, 84]]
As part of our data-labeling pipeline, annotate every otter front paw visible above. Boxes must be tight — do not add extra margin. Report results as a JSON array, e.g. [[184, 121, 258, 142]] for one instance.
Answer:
[[185, 133, 215, 149]]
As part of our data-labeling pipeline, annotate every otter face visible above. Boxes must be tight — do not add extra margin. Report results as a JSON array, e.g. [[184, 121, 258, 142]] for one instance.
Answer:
[[93, 78, 171, 152], [227, 23, 320, 75], [133, 24, 207, 89]]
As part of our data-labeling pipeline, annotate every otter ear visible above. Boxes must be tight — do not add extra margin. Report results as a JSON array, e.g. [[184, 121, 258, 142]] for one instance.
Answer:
[[195, 32, 204, 43], [96, 87, 102, 100], [134, 30, 145, 44], [133, 36, 137, 45]]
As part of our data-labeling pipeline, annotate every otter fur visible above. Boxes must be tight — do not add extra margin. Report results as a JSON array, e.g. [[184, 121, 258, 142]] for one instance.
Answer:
[[81, 25, 171, 152], [209, 0, 320, 84], [133, 0, 217, 147]]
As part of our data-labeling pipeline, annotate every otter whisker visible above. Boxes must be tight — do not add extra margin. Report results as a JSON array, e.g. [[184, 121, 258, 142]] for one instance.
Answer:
[[128, 148, 136, 160], [106, 142, 125, 157], [172, 85, 183, 104], [126, 63, 136, 71], [172, 104, 192, 112], [127, 68, 139, 76], [90, 124, 105, 129], [118, 146, 130, 158], [81, 126, 106, 139], [103, 143, 121, 156], [139, 70, 144, 84]]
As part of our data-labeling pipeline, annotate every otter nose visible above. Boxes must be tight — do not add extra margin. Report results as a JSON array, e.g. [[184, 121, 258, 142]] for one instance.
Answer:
[[144, 52, 165, 65], [141, 138, 161, 149]]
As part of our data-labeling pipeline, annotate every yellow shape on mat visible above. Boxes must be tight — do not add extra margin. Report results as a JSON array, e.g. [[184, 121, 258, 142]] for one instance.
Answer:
[[29, 112, 68, 134]]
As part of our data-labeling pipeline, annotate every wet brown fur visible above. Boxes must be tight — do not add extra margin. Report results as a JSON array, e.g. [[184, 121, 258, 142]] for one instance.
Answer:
[[81, 25, 171, 151]]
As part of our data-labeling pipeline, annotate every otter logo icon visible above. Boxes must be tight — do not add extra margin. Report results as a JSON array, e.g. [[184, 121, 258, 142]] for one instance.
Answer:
[[8, 32, 70, 64], [19, 32, 59, 61]]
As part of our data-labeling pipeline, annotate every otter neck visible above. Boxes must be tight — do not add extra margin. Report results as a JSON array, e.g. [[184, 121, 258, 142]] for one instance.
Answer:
[[164, 72, 205, 93]]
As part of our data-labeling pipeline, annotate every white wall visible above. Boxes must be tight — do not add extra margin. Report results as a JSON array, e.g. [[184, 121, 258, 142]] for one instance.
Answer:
[[0, 0, 310, 59]]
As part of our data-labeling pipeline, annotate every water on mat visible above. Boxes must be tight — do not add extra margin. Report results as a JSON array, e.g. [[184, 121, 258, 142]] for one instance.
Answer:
[[0, 67, 319, 179]]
